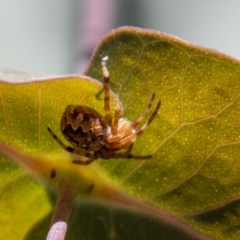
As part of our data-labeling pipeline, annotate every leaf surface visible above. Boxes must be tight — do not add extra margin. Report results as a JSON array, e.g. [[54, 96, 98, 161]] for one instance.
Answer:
[[85, 27, 240, 240], [1, 27, 240, 239]]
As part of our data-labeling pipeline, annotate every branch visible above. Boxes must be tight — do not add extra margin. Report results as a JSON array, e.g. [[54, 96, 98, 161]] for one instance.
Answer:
[[46, 180, 77, 240]]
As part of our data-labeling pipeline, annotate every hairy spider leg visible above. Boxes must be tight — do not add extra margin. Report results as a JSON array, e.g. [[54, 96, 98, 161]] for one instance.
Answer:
[[47, 126, 96, 164], [101, 151, 152, 160], [107, 93, 156, 143], [117, 95, 156, 156], [112, 94, 122, 135], [101, 57, 111, 121], [106, 100, 161, 149], [72, 158, 96, 165], [102, 56, 124, 136], [129, 93, 156, 130]]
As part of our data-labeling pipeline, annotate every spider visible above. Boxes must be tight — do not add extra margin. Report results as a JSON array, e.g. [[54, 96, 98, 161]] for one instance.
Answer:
[[47, 56, 161, 165]]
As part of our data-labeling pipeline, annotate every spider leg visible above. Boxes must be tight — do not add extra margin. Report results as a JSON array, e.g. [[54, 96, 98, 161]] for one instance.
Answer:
[[111, 94, 123, 135], [107, 93, 156, 143], [126, 143, 134, 154], [47, 126, 96, 163], [123, 152, 153, 159], [106, 100, 161, 149], [101, 56, 112, 122], [72, 158, 96, 165], [122, 143, 152, 159], [128, 93, 156, 130], [103, 151, 152, 159], [102, 56, 125, 135]]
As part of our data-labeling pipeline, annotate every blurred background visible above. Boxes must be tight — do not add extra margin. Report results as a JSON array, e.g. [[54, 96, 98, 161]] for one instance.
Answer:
[[0, 0, 239, 75]]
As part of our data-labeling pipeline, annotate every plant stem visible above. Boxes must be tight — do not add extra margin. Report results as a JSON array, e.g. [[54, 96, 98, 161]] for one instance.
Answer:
[[46, 180, 77, 240], [46, 222, 67, 240]]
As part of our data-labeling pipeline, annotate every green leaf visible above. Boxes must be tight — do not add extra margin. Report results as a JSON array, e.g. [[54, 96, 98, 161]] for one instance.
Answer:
[[85, 27, 240, 239], [1, 26, 240, 239], [0, 70, 193, 240], [0, 73, 106, 239]]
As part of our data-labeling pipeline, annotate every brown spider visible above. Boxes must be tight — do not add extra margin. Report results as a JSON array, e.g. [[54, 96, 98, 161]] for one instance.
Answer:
[[47, 56, 161, 165]]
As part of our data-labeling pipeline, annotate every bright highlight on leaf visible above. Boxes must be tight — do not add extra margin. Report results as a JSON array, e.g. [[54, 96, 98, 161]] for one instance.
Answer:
[[0, 26, 240, 240]]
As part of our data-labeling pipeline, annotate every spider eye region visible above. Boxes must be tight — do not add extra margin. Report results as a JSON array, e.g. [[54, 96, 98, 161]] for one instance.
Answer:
[[60, 105, 109, 151]]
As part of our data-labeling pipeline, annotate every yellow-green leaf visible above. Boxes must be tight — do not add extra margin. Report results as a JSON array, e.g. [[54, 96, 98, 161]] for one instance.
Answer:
[[0, 73, 106, 239], [85, 27, 240, 240], [0, 71, 193, 240], [1, 26, 240, 239]]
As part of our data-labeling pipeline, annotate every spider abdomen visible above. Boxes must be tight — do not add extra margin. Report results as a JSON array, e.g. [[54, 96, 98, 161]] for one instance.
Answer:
[[61, 105, 109, 151]]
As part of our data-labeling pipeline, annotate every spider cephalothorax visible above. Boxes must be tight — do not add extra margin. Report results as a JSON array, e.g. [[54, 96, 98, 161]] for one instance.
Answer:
[[47, 56, 161, 165]]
